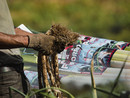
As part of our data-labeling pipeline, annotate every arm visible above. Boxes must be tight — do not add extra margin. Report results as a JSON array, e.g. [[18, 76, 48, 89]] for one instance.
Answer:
[[0, 31, 29, 49], [0, 28, 56, 55], [0, 28, 64, 55], [0, 28, 36, 49]]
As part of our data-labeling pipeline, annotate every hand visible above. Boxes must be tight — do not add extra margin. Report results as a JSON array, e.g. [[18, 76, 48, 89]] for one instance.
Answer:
[[28, 33, 55, 55]]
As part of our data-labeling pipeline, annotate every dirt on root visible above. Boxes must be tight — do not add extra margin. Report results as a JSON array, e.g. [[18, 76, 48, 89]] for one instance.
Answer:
[[46, 24, 80, 54]]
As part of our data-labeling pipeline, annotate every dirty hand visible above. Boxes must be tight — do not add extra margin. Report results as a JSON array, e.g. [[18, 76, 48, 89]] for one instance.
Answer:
[[28, 33, 55, 55]]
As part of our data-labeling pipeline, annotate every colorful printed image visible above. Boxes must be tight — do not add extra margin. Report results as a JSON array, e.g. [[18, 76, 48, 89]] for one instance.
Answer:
[[58, 35, 129, 74]]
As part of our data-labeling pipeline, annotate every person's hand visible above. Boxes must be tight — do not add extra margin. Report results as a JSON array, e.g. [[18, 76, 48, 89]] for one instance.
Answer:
[[28, 33, 55, 55]]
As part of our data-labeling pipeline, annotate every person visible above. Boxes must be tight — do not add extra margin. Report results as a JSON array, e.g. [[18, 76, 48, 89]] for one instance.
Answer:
[[0, 0, 64, 98]]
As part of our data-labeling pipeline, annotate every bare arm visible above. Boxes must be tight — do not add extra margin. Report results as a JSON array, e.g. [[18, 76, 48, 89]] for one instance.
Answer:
[[0, 28, 32, 49], [0, 28, 61, 55]]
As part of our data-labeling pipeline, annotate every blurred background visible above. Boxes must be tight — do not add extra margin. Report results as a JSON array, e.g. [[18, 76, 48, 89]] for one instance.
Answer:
[[7, 0, 130, 97], [8, 0, 130, 42]]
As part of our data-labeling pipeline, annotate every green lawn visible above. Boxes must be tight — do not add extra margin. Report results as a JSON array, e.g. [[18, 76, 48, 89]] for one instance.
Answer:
[[125, 46, 130, 51], [21, 54, 37, 64]]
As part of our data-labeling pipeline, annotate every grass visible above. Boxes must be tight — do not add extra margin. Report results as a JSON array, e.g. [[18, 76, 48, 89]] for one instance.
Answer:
[[21, 54, 37, 64], [20, 48, 37, 64], [125, 46, 130, 51], [111, 47, 130, 62]]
